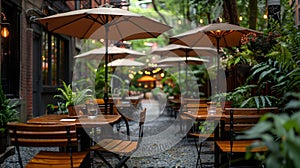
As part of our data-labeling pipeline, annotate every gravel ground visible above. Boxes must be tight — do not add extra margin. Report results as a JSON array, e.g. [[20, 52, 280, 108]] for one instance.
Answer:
[[1, 100, 215, 167], [1, 138, 214, 168], [1, 117, 215, 168], [92, 138, 215, 168]]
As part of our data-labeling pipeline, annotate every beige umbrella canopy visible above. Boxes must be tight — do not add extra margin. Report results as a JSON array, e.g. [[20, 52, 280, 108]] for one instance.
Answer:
[[38, 7, 171, 113], [157, 57, 209, 65], [107, 58, 145, 67], [170, 22, 262, 93], [38, 7, 172, 41], [169, 22, 262, 53], [74, 46, 145, 61], [151, 44, 217, 57]]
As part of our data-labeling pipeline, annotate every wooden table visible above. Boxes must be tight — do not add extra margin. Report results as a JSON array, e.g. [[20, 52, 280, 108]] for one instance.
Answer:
[[27, 114, 122, 150], [27, 114, 121, 126]]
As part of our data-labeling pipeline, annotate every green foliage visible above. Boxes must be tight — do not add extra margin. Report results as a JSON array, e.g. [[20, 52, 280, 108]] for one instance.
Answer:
[[0, 81, 19, 133], [54, 81, 93, 107], [160, 71, 181, 97], [111, 74, 129, 98], [95, 66, 106, 98], [236, 3, 300, 166], [240, 92, 300, 168], [223, 45, 258, 69], [213, 84, 277, 108]]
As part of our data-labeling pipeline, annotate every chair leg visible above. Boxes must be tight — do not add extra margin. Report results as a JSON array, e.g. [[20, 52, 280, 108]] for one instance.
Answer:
[[194, 137, 203, 168], [112, 153, 129, 168], [116, 156, 130, 168], [95, 151, 113, 168]]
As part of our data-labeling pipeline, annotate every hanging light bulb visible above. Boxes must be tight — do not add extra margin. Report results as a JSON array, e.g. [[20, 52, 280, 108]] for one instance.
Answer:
[[1, 12, 10, 38], [1, 26, 9, 38]]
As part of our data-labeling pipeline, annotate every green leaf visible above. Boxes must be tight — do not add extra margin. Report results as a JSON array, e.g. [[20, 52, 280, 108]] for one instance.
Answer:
[[258, 68, 277, 83], [251, 63, 269, 77]]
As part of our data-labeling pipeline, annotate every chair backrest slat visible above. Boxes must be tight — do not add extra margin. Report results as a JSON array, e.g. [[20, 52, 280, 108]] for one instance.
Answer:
[[8, 122, 79, 168], [223, 107, 279, 137], [8, 123, 78, 147]]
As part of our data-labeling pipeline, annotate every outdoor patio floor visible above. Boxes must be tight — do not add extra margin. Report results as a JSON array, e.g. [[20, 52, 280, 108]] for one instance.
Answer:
[[1, 99, 215, 168]]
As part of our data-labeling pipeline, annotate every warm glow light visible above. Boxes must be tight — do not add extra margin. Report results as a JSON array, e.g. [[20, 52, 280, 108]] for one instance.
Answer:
[[177, 20, 182, 25], [199, 18, 204, 24], [263, 14, 268, 20], [239, 16, 243, 21], [100, 39, 104, 42], [128, 73, 134, 79], [218, 17, 223, 22], [1, 27, 9, 38], [160, 73, 165, 78]]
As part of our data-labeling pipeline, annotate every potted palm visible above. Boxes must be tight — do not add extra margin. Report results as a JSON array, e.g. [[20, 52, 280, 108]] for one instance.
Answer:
[[54, 81, 92, 117], [0, 81, 19, 153]]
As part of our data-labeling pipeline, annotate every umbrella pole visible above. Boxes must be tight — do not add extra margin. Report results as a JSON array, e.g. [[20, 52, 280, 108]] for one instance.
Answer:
[[104, 24, 109, 114], [216, 37, 220, 95]]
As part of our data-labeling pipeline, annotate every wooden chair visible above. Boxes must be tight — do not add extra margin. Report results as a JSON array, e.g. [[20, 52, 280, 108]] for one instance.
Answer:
[[8, 123, 89, 168], [216, 107, 279, 167], [89, 108, 146, 168], [184, 103, 215, 168], [94, 98, 115, 115]]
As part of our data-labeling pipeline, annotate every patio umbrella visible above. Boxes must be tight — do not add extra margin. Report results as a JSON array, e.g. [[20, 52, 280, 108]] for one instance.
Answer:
[[137, 75, 156, 82], [157, 57, 209, 66], [169, 22, 262, 93], [38, 7, 171, 113], [107, 58, 145, 67], [169, 22, 262, 53], [152, 44, 216, 98], [156, 57, 209, 93], [74, 46, 145, 61], [151, 44, 217, 58]]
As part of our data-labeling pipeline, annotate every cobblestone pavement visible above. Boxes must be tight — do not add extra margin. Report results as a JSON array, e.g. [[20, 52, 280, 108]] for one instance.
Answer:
[[1, 99, 215, 168]]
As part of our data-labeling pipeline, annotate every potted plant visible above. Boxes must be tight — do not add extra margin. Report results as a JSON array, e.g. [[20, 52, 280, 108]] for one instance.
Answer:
[[0, 81, 19, 153], [54, 81, 92, 116]]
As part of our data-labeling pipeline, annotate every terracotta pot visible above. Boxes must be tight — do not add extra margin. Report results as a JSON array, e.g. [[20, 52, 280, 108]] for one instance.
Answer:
[[67, 105, 78, 116]]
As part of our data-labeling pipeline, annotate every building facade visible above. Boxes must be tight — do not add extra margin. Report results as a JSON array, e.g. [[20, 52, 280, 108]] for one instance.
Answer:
[[0, 0, 128, 121]]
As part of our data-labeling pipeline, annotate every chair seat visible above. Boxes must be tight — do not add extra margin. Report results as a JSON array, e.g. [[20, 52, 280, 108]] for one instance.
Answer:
[[216, 140, 267, 153], [26, 151, 89, 168], [91, 138, 138, 154]]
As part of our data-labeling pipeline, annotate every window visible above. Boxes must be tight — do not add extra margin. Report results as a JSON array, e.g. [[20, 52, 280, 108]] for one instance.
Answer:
[[42, 32, 67, 86], [298, 8, 300, 23]]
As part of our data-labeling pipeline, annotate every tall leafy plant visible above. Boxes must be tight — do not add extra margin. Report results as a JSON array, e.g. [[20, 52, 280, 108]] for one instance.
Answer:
[[240, 92, 300, 168], [0, 81, 19, 133], [237, 2, 300, 167]]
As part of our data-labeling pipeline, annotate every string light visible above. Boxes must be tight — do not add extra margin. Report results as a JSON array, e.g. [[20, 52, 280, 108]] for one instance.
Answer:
[[199, 18, 204, 24], [239, 16, 243, 21]]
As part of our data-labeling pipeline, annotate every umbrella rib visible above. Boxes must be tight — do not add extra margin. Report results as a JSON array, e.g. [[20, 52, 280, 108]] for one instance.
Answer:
[[49, 15, 89, 34], [111, 16, 159, 39], [190, 32, 209, 47]]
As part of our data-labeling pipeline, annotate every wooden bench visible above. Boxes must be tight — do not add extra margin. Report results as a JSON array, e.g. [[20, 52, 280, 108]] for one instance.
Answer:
[[8, 123, 89, 168], [216, 107, 279, 167]]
